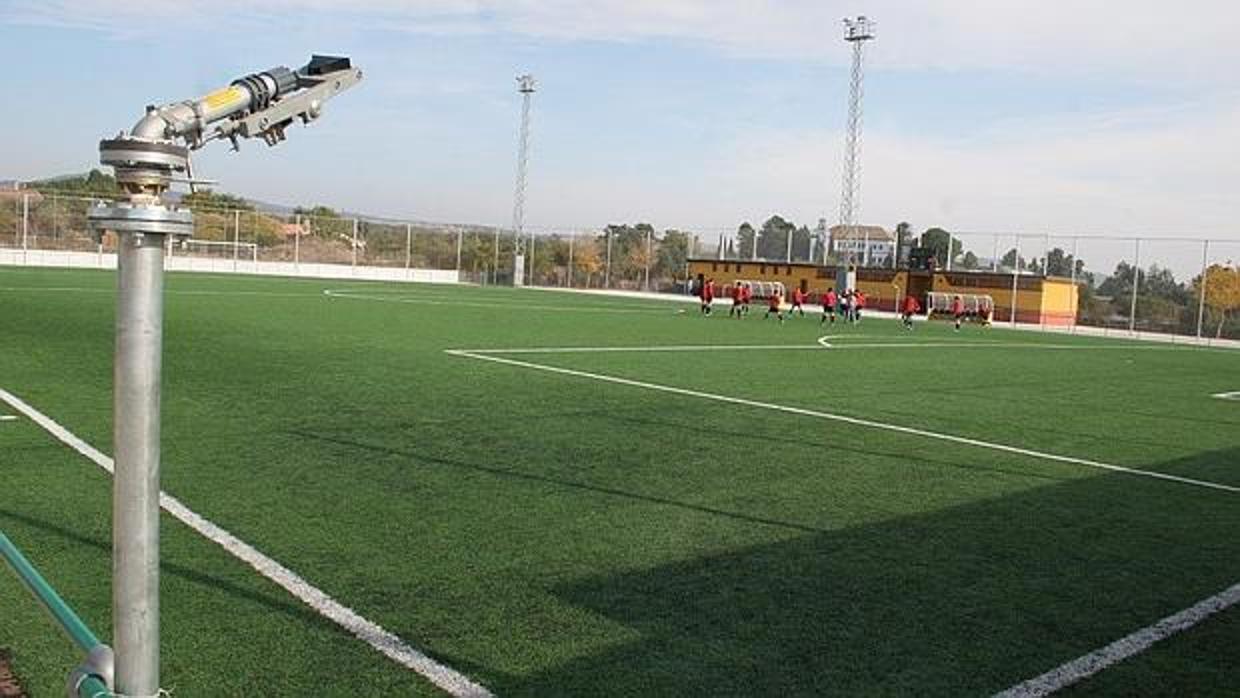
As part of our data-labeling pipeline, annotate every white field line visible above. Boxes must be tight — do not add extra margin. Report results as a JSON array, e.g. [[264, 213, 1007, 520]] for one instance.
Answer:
[[454, 339, 1182, 356], [994, 580, 1240, 697], [445, 350, 1239, 495], [0, 387, 493, 698], [0, 415, 16, 421], [323, 289, 674, 315], [1212, 391, 1240, 401], [0, 286, 333, 300]]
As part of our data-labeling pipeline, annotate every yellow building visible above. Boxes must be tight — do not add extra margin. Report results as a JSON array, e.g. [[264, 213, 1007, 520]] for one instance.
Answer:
[[688, 258, 1079, 325]]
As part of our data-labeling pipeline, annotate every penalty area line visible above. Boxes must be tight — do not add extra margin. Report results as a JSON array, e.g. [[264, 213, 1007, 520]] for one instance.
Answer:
[[994, 580, 1240, 697], [0, 387, 493, 698], [445, 350, 1238, 495]]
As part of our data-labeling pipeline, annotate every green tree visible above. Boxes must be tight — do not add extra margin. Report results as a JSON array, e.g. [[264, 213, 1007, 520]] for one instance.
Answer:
[[920, 228, 963, 266], [29, 169, 122, 198], [1197, 263, 1240, 337], [655, 229, 690, 287], [735, 222, 756, 259], [756, 215, 796, 260]]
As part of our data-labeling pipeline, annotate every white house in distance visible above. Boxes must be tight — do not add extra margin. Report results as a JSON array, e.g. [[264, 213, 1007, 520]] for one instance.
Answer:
[[828, 223, 894, 266]]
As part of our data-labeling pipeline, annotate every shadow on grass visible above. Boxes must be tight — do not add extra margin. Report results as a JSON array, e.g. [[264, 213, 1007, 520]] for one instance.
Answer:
[[488, 448, 1240, 697], [0, 509, 326, 629]]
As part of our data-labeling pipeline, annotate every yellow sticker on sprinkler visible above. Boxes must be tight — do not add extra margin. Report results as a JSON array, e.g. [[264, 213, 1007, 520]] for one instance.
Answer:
[[204, 86, 245, 110]]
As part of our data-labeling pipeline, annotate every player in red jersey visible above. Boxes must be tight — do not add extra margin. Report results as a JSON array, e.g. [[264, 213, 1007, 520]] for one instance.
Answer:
[[789, 287, 806, 317], [729, 281, 744, 318], [764, 289, 785, 323], [951, 294, 965, 331], [854, 290, 867, 324], [820, 287, 837, 325], [741, 283, 752, 315], [901, 294, 920, 330], [701, 278, 716, 315]]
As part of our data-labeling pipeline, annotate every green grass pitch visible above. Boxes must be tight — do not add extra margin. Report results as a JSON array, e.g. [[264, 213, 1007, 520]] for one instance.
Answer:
[[1, 266, 1237, 696]]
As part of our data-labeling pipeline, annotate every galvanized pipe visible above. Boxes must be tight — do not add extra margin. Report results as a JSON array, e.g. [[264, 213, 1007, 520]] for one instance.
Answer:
[[0, 532, 115, 697], [112, 231, 165, 696]]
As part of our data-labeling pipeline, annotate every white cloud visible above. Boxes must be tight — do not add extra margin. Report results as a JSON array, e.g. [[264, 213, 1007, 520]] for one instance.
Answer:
[[7, 1, 1240, 82]]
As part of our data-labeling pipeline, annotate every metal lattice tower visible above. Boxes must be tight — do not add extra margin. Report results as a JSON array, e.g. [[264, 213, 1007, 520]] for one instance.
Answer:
[[837, 16, 875, 264], [512, 74, 536, 269]]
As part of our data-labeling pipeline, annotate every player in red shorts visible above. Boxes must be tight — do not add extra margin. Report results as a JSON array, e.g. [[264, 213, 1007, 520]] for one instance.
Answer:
[[901, 293, 920, 330], [789, 287, 806, 317], [729, 281, 744, 318], [820, 287, 837, 325], [701, 278, 716, 315], [951, 294, 965, 331], [764, 289, 785, 323]]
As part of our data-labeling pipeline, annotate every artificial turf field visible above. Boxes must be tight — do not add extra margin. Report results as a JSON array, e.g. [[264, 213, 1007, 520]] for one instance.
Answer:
[[1, 266, 1237, 697]]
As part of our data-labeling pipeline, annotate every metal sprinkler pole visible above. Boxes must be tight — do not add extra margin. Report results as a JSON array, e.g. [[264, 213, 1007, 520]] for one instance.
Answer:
[[112, 229, 167, 693], [87, 55, 362, 696]]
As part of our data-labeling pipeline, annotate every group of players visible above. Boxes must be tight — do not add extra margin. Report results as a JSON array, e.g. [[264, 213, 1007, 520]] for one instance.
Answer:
[[695, 277, 991, 331], [695, 279, 868, 325]]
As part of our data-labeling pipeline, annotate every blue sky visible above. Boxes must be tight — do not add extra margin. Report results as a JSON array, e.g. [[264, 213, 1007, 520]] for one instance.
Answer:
[[2, 0, 1239, 274]]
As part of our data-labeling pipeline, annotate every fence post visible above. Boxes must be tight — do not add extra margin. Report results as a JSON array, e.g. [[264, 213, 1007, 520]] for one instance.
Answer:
[[492, 228, 499, 285], [232, 209, 240, 272], [294, 215, 301, 272], [351, 218, 359, 272], [567, 231, 574, 288], [992, 234, 999, 272], [1196, 239, 1209, 340], [21, 194, 29, 263], [405, 223, 412, 277], [1129, 238, 1140, 334], [1009, 236, 1020, 326], [455, 227, 463, 275], [530, 232, 537, 287], [1070, 236, 1079, 334], [605, 229, 612, 288], [646, 226, 653, 291]]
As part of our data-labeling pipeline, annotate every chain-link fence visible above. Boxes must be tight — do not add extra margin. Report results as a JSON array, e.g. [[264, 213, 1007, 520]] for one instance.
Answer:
[[4, 191, 1238, 341]]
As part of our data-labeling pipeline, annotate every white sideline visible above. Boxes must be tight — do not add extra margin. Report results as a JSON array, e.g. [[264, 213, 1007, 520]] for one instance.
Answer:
[[323, 288, 675, 314], [445, 350, 1239, 494], [1212, 391, 1240, 401], [994, 581, 1240, 697], [0, 387, 493, 698], [455, 340, 1185, 355]]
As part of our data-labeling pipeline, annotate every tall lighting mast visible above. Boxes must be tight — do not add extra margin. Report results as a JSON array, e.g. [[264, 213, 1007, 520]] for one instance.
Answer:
[[837, 16, 875, 265], [512, 73, 536, 285]]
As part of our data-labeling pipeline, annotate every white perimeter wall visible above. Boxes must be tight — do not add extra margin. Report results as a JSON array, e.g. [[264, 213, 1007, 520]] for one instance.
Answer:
[[0, 247, 460, 284]]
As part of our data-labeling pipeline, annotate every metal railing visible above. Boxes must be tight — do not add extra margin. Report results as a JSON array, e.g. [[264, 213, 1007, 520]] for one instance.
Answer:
[[0, 530, 113, 697]]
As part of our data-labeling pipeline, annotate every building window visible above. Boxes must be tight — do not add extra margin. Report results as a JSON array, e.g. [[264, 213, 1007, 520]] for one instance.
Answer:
[[711, 262, 718, 272]]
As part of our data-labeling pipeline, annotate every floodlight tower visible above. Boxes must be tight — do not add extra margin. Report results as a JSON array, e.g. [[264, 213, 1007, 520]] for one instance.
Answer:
[[512, 73, 536, 286], [87, 56, 361, 697], [837, 15, 875, 265]]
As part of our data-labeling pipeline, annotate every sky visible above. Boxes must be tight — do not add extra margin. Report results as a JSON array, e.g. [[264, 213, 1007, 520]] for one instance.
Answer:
[[2, 1, 1239, 275]]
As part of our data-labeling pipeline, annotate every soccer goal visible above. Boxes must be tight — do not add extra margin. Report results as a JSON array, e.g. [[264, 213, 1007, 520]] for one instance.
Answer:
[[926, 291, 994, 318], [174, 238, 259, 271], [737, 280, 786, 299]]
